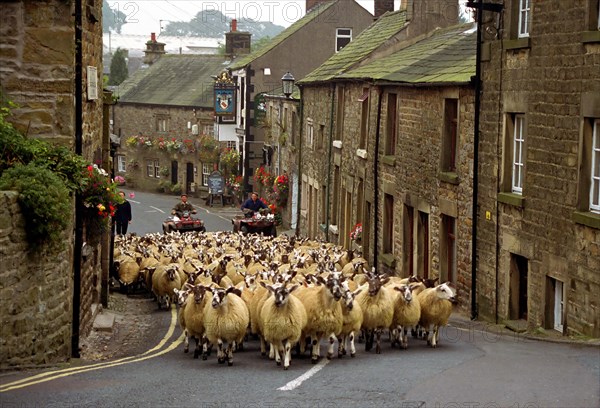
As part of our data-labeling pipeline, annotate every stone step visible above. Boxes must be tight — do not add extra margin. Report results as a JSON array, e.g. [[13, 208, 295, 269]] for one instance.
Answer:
[[93, 310, 116, 332]]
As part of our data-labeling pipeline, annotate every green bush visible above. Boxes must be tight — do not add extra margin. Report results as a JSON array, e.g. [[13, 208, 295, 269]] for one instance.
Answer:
[[0, 163, 72, 248]]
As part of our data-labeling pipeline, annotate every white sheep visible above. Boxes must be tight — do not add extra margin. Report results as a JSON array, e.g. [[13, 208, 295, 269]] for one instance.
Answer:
[[356, 271, 394, 354], [417, 282, 457, 348], [294, 275, 344, 363], [337, 285, 363, 358], [181, 283, 213, 359], [391, 284, 421, 349], [150, 263, 182, 309], [259, 282, 307, 369], [203, 286, 250, 366]]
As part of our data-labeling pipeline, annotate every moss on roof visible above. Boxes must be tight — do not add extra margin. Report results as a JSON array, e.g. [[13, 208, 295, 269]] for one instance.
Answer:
[[299, 10, 408, 84], [118, 55, 230, 107], [228, 1, 338, 71], [339, 23, 477, 84]]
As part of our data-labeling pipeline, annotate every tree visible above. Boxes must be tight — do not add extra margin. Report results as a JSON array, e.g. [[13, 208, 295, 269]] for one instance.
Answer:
[[108, 48, 128, 86], [102, 0, 127, 33]]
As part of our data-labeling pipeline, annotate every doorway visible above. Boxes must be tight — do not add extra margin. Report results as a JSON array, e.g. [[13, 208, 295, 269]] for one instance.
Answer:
[[509, 254, 528, 320], [171, 161, 178, 185], [545, 277, 564, 333], [186, 162, 194, 194]]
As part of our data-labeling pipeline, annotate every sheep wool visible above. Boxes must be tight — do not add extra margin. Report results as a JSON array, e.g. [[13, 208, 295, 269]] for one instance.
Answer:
[[417, 282, 456, 348]]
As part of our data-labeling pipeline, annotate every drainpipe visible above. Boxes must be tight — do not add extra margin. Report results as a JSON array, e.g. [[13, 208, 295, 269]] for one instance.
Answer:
[[325, 84, 336, 242], [373, 86, 383, 270], [470, 0, 484, 321], [295, 85, 305, 237], [72, 0, 84, 358], [243, 65, 252, 195]]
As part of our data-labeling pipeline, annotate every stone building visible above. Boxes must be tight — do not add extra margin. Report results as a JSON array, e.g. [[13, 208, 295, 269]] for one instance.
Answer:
[[297, 0, 466, 291], [228, 0, 374, 195], [476, 0, 600, 337], [0, 0, 106, 367]]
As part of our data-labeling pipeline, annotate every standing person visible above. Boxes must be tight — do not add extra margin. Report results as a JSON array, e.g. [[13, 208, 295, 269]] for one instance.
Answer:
[[114, 191, 132, 235], [240, 192, 268, 217]]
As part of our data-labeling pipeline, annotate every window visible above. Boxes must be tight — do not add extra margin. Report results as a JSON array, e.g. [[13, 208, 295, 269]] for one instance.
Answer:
[[306, 119, 314, 148], [356, 178, 364, 225], [332, 165, 340, 225], [385, 93, 398, 156], [202, 164, 211, 186], [359, 89, 370, 150], [301, 176, 308, 214], [117, 155, 127, 173], [590, 119, 600, 213], [320, 185, 327, 225], [440, 215, 457, 284], [518, 0, 531, 38], [336, 28, 352, 52], [291, 111, 297, 146], [203, 123, 216, 135], [154, 160, 160, 178], [146, 160, 154, 177], [512, 114, 526, 194], [156, 116, 168, 132], [441, 98, 459, 172], [383, 194, 394, 254], [403, 204, 415, 276], [317, 124, 325, 150], [226, 141, 237, 150]]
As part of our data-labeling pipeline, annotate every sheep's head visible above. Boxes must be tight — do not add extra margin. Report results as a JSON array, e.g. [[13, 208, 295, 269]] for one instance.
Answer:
[[210, 286, 241, 308], [174, 287, 190, 306], [189, 284, 207, 304], [366, 273, 390, 296], [435, 282, 457, 304], [393, 284, 413, 303], [342, 286, 361, 310], [324, 276, 343, 301], [166, 266, 179, 281], [261, 282, 299, 307]]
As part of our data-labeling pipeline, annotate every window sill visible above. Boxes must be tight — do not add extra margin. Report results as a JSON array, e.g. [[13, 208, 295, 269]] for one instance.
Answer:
[[572, 211, 600, 229], [439, 171, 459, 185], [381, 155, 395, 166], [503, 37, 531, 50], [333, 140, 343, 149], [581, 31, 600, 43], [498, 192, 525, 208], [356, 149, 367, 159], [329, 224, 339, 235], [379, 253, 395, 268]]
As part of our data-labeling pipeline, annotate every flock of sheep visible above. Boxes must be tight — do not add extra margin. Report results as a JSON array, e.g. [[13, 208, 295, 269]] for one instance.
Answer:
[[113, 231, 457, 368]]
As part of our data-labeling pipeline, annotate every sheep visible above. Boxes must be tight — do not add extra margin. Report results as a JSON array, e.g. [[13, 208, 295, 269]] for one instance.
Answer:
[[181, 283, 212, 359], [203, 286, 250, 366], [417, 282, 457, 348], [294, 274, 344, 363], [259, 282, 308, 369], [390, 284, 421, 349], [337, 285, 363, 358], [151, 263, 182, 309], [173, 287, 191, 354], [356, 271, 394, 354]]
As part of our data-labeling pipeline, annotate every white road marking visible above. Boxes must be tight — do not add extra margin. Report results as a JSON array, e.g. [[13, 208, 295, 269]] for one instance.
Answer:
[[150, 206, 165, 213], [277, 359, 330, 391], [129, 199, 141, 204]]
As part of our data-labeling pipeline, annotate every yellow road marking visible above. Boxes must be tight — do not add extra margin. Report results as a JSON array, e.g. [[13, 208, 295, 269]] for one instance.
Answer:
[[1, 306, 181, 393]]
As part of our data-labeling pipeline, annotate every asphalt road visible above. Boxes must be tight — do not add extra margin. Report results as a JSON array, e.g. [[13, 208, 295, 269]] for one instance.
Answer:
[[1, 300, 598, 407], [119, 188, 238, 236]]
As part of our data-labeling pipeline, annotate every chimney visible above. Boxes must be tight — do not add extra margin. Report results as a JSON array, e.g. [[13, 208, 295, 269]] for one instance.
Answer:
[[374, 0, 395, 18], [144, 32, 166, 65], [225, 22, 251, 58]]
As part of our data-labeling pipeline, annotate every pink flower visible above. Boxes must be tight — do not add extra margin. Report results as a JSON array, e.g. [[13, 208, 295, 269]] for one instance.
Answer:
[[129, 192, 135, 198]]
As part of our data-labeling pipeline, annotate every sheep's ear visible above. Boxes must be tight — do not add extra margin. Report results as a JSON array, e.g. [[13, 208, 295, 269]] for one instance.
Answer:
[[316, 275, 326, 286], [260, 281, 269, 289], [393, 286, 402, 292], [184, 283, 194, 290], [381, 276, 390, 285], [353, 288, 363, 297], [288, 284, 300, 293], [227, 287, 242, 297]]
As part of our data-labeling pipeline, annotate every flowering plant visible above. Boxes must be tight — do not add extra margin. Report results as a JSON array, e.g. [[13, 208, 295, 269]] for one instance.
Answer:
[[79, 164, 123, 230], [154, 137, 167, 150], [182, 138, 196, 153], [114, 175, 126, 185], [166, 138, 182, 153], [350, 223, 363, 241], [273, 173, 289, 205]]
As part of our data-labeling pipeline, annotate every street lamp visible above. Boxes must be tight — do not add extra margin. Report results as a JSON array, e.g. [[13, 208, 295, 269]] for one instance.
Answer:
[[282, 71, 295, 98]]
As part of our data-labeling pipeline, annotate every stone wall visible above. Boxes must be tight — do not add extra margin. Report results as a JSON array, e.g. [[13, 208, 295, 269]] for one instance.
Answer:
[[0, 192, 73, 368], [0, 0, 107, 355], [478, 0, 600, 337]]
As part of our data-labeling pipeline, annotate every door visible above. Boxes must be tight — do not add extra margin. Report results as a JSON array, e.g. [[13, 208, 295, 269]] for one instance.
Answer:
[[186, 162, 194, 194], [291, 172, 298, 230], [554, 280, 563, 332], [171, 161, 178, 185]]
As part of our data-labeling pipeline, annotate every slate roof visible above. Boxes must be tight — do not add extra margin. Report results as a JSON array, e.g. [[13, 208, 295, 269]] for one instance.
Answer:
[[299, 10, 408, 84], [341, 23, 477, 84], [227, 1, 338, 71], [117, 54, 230, 107]]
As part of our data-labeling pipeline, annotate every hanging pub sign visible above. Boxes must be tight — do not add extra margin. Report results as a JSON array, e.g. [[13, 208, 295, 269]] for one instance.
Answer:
[[214, 70, 236, 116]]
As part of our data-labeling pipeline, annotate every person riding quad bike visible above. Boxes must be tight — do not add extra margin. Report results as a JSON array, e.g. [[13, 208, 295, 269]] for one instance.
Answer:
[[162, 194, 205, 233], [240, 192, 268, 217]]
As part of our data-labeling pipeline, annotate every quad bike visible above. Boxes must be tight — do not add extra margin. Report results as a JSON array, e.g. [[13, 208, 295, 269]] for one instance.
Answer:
[[162, 210, 206, 234], [232, 208, 277, 237]]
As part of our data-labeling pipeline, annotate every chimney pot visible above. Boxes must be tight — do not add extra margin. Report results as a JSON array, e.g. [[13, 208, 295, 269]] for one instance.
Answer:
[[151, 32, 156, 42], [231, 19, 237, 32]]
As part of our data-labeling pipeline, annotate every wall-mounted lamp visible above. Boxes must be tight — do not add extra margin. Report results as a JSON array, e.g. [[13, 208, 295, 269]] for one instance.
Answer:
[[282, 72, 295, 98]]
